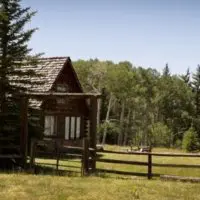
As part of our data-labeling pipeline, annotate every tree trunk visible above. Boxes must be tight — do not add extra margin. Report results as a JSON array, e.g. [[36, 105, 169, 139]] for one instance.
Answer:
[[123, 109, 131, 146], [101, 94, 113, 145], [117, 100, 125, 146]]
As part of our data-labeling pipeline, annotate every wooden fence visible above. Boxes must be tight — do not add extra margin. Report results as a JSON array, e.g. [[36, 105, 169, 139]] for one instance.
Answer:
[[29, 138, 200, 179], [94, 150, 200, 179], [29, 137, 95, 176]]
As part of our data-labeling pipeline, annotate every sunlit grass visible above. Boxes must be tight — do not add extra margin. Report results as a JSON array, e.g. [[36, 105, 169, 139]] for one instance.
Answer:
[[1, 146, 200, 199], [0, 174, 200, 200]]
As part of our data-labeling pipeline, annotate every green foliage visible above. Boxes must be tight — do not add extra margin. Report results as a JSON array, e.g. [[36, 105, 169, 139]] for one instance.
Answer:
[[98, 121, 120, 144], [150, 122, 172, 147], [158, 74, 194, 145], [74, 59, 198, 147], [0, 0, 41, 96], [163, 63, 170, 77], [180, 68, 190, 86], [0, 0, 42, 156], [182, 127, 200, 152]]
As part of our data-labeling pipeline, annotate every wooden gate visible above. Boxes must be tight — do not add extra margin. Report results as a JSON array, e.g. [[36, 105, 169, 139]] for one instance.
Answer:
[[29, 137, 94, 175]]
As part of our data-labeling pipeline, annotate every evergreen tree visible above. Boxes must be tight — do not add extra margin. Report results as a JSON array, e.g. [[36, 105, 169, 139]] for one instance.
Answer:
[[0, 0, 39, 98], [191, 65, 200, 117], [180, 68, 190, 86], [163, 63, 170, 77], [0, 0, 41, 136]]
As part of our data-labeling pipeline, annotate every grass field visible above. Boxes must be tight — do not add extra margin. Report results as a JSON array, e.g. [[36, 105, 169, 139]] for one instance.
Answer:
[[1, 146, 200, 200], [0, 174, 200, 200]]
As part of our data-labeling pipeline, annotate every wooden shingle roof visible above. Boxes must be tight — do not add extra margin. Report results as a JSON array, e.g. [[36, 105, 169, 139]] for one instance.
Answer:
[[10, 57, 82, 109], [32, 57, 69, 92]]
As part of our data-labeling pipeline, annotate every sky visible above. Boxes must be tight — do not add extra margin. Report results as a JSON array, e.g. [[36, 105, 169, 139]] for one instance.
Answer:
[[22, 0, 200, 75]]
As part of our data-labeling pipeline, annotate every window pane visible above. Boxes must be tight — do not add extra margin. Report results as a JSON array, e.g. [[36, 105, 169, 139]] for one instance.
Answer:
[[71, 117, 75, 139], [44, 116, 54, 135], [57, 85, 67, 92], [65, 117, 70, 140], [76, 117, 81, 138]]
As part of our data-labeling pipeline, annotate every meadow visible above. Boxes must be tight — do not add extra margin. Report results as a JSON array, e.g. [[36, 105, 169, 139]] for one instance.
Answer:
[[0, 174, 200, 200], [0, 146, 200, 200]]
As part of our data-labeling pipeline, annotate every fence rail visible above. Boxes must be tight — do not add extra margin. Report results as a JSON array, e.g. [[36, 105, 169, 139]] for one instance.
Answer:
[[29, 139, 85, 175], [98, 150, 200, 157], [29, 139, 200, 179], [95, 149, 200, 179]]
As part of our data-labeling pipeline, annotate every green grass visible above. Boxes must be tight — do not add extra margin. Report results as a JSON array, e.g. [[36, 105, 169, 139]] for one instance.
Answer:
[[1, 146, 200, 199], [0, 174, 200, 200]]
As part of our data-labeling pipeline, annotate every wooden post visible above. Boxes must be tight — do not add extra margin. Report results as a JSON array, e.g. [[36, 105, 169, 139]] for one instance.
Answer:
[[82, 137, 89, 176], [56, 139, 60, 172], [20, 97, 28, 167], [89, 96, 98, 172], [148, 153, 152, 179], [30, 139, 37, 169]]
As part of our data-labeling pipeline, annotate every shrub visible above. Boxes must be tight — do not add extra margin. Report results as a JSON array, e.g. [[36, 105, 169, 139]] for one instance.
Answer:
[[150, 122, 172, 147], [98, 122, 120, 144], [174, 139, 182, 149], [182, 127, 199, 152]]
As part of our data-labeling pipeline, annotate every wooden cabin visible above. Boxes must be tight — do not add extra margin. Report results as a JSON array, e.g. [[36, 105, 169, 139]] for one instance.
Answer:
[[0, 57, 99, 168], [27, 57, 96, 147]]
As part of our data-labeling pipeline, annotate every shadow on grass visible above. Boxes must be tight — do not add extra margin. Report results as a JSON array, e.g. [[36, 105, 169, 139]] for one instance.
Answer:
[[33, 165, 82, 177]]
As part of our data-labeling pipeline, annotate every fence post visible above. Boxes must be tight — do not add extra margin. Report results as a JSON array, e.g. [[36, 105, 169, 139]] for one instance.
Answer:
[[89, 96, 97, 171], [148, 153, 152, 179], [56, 139, 60, 172], [30, 138, 36, 169], [82, 137, 89, 176]]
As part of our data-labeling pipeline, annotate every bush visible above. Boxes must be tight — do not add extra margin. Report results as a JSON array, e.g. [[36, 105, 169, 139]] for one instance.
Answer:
[[150, 122, 172, 147], [182, 127, 199, 152], [174, 139, 182, 149], [98, 122, 120, 144]]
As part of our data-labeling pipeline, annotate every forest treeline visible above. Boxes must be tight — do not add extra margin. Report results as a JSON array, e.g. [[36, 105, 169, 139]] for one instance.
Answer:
[[74, 60, 200, 151]]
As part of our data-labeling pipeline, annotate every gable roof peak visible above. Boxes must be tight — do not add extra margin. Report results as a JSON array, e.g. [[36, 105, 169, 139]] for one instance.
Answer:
[[39, 56, 69, 61]]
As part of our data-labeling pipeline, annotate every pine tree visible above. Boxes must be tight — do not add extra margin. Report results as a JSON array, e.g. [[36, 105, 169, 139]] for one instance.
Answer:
[[181, 68, 190, 86], [192, 65, 200, 117], [163, 63, 170, 77], [0, 0, 41, 137]]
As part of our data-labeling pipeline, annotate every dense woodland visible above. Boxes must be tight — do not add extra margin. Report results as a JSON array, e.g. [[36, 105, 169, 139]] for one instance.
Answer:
[[74, 60, 200, 151]]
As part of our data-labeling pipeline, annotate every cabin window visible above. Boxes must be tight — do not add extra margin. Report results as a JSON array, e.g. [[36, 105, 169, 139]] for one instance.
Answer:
[[65, 117, 81, 140], [44, 115, 81, 139], [56, 84, 68, 92], [44, 116, 56, 136]]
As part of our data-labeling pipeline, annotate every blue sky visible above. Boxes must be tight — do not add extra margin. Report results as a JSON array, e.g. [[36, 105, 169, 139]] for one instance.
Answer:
[[22, 0, 200, 74]]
